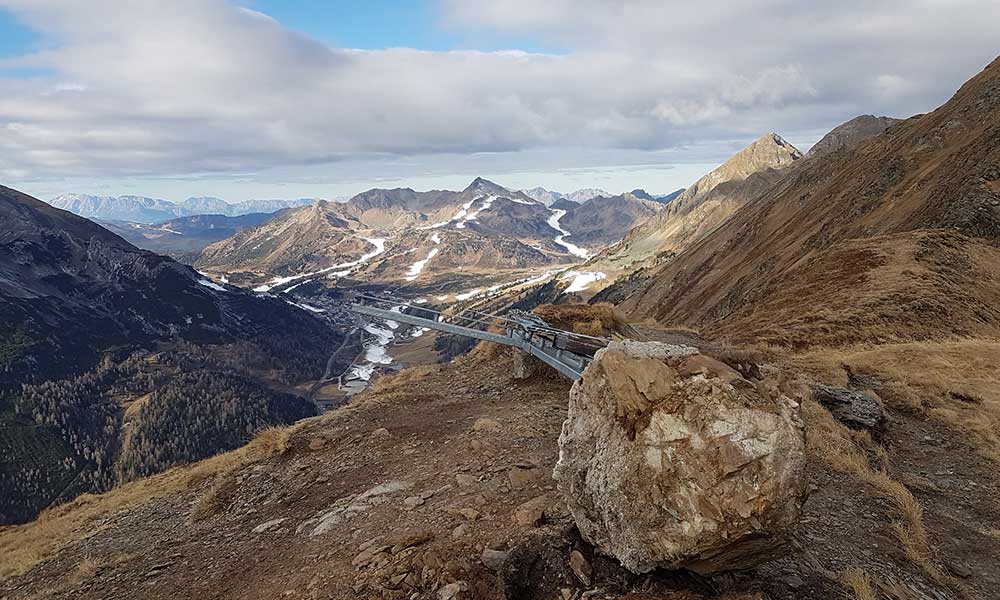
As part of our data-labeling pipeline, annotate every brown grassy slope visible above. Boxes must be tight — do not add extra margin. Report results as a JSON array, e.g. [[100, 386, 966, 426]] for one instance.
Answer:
[[619, 56, 1000, 347]]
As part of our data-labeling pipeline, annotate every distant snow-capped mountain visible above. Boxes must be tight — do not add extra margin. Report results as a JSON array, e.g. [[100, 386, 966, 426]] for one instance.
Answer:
[[521, 187, 609, 206], [48, 194, 320, 223]]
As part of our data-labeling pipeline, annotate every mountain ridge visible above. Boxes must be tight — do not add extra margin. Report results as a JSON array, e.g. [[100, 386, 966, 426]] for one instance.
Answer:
[[48, 194, 319, 223]]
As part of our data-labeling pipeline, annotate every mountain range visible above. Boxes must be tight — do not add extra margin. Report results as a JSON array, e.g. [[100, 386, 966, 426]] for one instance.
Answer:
[[521, 187, 610, 206], [47, 194, 320, 223], [195, 177, 661, 290]]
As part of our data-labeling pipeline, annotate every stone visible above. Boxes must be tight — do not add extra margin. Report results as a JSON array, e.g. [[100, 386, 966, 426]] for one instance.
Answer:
[[811, 384, 886, 431], [553, 343, 807, 574], [508, 466, 543, 489], [310, 510, 343, 536], [357, 480, 414, 502], [472, 417, 501, 433], [251, 517, 287, 534], [449, 507, 480, 521], [480, 548, 508, 571], [353, 545, 390, 568], [451, 523, 470, 538], [455, 474, 478, 487], [569, 550, 592, 586], [371, 427, 391, 439], [308, 437, 327, 451], [511, 495, 547, 527], [403, 496, 425, 510], [387, 529, 435, 553], [437, 581, 468, 600], [512, 351, 540, 380]]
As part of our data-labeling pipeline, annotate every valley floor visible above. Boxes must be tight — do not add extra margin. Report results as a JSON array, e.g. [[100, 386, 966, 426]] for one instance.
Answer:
[[2, 337, 998, 599]]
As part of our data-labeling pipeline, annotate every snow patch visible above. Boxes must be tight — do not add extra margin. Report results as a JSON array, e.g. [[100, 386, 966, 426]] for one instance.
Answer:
[[198, 278, 227, 292], [404, 248, 440, 282], [561, 271, 607, 293], [547, 209, 590, 259], [253, 237, 387, 292]]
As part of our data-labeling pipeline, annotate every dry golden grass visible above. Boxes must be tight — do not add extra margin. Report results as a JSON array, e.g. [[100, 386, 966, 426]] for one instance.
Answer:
[[534, 302, 632, 338], [793, 338, 1000, 462], [803, 400, 953, 587], [841, 568, 877, 600], [0, 424, 299, 580], [188, 472, 239, 522], [363, 363, 442, 402], [70, 556, 100, 583]]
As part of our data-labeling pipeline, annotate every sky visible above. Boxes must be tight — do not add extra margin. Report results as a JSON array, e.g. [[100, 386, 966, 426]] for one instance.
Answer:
[[0, 1, 997, 203]]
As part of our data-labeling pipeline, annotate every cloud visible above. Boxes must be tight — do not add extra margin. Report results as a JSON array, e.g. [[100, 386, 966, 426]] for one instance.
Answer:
[[0, 0, 997, 180]]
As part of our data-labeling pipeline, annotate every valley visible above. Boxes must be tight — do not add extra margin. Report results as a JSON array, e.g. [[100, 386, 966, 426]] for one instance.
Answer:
[[0, 7, 998, 597]]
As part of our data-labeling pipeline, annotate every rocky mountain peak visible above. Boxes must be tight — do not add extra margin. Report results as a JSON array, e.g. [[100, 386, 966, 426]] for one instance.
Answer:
[[670, 133, 801, 211], [806, 114, 901, 158], [464, 177, 509, 195]]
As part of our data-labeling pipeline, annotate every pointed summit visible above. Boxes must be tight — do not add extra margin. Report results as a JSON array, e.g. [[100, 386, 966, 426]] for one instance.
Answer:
[[670, 133, 801, 211], [464, 177, 510, 195]]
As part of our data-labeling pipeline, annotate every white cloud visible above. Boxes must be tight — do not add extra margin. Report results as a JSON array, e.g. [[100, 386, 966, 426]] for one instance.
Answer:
[[0, 0, 996, 182]]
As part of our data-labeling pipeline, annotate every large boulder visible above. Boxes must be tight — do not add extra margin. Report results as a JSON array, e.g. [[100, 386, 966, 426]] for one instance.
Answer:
[[553, 341, 807, 574]]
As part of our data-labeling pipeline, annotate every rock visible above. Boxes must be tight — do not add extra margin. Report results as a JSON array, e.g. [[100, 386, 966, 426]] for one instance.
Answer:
[[387, 529, 435, 553], [353, 544, 390, 568], [310, 509, 343, 536], [455, 474, 478, 487], [451, 523, 470, 538], [357, 480, 414, 502], [308, 437, 327, 451], [371, 427, 391, 439], [480, 548, 508, 571], [946, 560, 973, 579], [553, 342, 807, 574], [512, 352, 539, 380], [403, 496, 425, 510], [251, 517, 287, 533], [811, 384, 886, 431], [508, 466, 544, 489], [438, 581, 468, 600], [569, 550, 592, 586], [511, 495, 547, 527], [675, 354, 743, 383], [472, 417, 501, 433], [449, 507, 481, 521]]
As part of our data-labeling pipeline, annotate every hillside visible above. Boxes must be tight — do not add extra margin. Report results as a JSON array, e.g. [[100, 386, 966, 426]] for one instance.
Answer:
[[0, 186, 352, 524], [618, 57, 1000, 348], [3, 335, 999, 599], [558, 192, 663, 246]]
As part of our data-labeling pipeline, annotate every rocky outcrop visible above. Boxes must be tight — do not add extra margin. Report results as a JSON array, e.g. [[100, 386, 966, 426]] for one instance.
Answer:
[[553, 341, 807, 574], [806, 115, 900, 159], [812, 384, 886, 431]]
